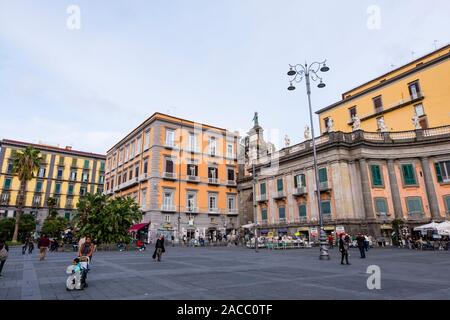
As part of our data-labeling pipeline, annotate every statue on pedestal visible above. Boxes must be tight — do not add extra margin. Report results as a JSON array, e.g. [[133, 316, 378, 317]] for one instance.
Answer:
[[377, 117, 388, 132], [304, 125, 311, 140], [252, 112, 259, 127], [412, 115, 421, 130], [326, 117, 334, 133], [352, 115, 361, 131], [284, 135, 291, 148]]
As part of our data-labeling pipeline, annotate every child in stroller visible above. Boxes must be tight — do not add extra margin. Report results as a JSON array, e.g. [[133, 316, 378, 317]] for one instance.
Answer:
[[66, 256, 89, 290]]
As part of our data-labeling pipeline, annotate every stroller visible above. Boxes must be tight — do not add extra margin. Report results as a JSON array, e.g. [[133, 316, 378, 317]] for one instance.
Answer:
[[66, 256, 90, 290]]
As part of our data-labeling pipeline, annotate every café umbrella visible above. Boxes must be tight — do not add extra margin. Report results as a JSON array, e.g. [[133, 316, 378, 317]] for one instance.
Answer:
[[413, 221, 441, 232], [437, 221, 450, 235]]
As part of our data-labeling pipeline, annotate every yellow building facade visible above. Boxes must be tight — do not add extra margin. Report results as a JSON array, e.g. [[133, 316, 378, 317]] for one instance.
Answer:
[[317, 44, 450, 133], [105, 113, 239, 242], [0, 139, 106, 227]]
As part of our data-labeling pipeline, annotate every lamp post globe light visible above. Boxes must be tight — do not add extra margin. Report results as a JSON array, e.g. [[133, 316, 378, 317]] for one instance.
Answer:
[[287, 60, 330, 260]]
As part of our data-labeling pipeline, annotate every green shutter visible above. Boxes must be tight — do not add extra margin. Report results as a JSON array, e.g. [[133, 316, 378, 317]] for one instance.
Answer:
[[371, 165, 383, 186], [408, 198, 422, 213], [294, 176, 298, 188], [278, 207, 285, 219], [445, 196, 450, 213], [301, 174, 306, 187], [65, 212, 71, 220], [260, 183, 266, 195], [277, 179, 283, 192], [261, 209, 268, 220], [68, 185, 74, 195], [402, 164, 416, 185], [36, 181, 42, 192], [299, 204, 307, 217], [84, 160, 89, 169], [321, 201, 331, 215], [319, 168, 327, 183], [435, 163, 443, 183], [4, 178, 12, 189]]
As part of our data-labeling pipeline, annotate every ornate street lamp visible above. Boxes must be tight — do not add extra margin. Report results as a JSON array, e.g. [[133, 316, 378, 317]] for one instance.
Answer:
[[287, 60, 330, 260]]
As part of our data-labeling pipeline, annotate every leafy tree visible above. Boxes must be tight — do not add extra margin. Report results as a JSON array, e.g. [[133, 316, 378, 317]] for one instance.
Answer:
[[11, 147, 42, 242], [74, 193, 142, 244], [41, 216, 68, 239], [392, 218, 404, 246], [47, 196, 58, 218], [0, 218, 15, 240], [0, 214, 37, 241]]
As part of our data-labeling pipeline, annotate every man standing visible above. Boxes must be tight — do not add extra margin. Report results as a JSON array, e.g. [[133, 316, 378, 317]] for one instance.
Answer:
[[38, 234, 50, 261], [153, 235, 165, 262], [356, 233, 366, 258], [339, 234, 351, 265]]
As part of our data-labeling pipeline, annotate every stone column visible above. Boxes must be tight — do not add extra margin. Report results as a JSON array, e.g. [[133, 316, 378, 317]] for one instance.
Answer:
[[387, 159, 403, 219], [358, 159, 374, 220], [420, 157, 441, 219]]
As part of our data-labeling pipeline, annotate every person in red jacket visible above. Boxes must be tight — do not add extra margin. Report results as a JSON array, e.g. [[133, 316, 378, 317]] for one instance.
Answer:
[[38, 234, 50, 261]]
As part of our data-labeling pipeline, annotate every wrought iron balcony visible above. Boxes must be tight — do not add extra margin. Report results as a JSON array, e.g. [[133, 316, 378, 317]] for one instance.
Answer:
[[256, 194, 268, 202], [161, 204, 176, 212], [187, 175, 200, 183], [208, 178, 220, 185]]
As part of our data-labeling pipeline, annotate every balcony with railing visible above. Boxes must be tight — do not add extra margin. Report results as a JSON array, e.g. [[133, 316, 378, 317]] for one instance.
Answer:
[[319, 181, 331, 191], [226, 180, 237, 187], [272, 191, 286, 200], [208, 207, 221, 215], [256, 194, 268, 202], [226, 208, 239, 215], [208, 178, 220, 185], [293, 186, 307, 196], [186, 175, 200, 183], [163, 172, 177, 180], [139, 173, 149, 181], [161, 204, 176, 212], [185, 206, 199, 214], [120, 177, 139, 189]]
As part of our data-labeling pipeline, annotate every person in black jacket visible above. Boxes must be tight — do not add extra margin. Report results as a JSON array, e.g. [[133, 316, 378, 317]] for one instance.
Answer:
[[339, 234, 351, 265], [356, 233, 366, 258], [153, 235, 165, 262]]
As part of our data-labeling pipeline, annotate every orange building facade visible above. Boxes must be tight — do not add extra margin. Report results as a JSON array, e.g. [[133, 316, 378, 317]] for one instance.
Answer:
[[105, 113, 239, 242]]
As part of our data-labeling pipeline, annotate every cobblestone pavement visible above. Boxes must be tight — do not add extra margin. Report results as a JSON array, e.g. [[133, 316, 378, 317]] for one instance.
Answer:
[[1, 245, 449, 300]]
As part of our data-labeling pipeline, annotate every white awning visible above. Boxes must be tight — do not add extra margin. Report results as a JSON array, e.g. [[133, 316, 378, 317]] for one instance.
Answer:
[[241, 223, 255, 229], [437, 221, 450, 235], [414, 222, 440, 232]]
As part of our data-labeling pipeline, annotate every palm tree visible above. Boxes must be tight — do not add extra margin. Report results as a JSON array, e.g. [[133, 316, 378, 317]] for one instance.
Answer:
[[11, 146, 42, 242]]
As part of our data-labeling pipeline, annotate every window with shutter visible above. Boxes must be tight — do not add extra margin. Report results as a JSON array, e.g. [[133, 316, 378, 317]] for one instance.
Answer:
[[260, 183, 266, 195], [402, 164, 417, 185], [375, 198, 388, 214], [318, 168, 327, 183], [407, 197, 423, 214], [261, 209, 268, 221], [321, 201, 331, 215], [371, 165, 383, 186], [435, 163, 443, 183], [277, 179, 283, 192], [278, 207, 285, 220], [298, 204, 307, 217]]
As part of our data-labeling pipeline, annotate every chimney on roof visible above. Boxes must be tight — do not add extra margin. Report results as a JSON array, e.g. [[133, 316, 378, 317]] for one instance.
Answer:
[[65, 146, 72, 150]]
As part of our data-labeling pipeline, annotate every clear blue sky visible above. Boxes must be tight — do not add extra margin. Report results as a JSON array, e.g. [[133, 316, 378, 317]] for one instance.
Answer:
[[1, 0, 449, 153]]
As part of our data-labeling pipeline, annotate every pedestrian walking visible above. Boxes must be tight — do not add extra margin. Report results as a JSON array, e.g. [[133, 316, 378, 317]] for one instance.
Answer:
[[339, 234, 350, 265], [364, 234, 370, 251], [38, 234, 50, 261], [328, 235, 334, 249], [0, 238, 9, 277], [356, 233, 366, 258], [22, 236, 30, 255], [153, 235, 165, 262], [28, 240, 34, 254]]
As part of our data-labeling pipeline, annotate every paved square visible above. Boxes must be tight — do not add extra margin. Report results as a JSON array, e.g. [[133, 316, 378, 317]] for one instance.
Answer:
[[1, 246, 449, 300]]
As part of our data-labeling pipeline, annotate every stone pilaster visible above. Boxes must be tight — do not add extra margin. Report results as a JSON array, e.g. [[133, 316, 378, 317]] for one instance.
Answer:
[[387, 159, 403, 219], [420, 157, 441, 219], [358, 159, 374, 220]]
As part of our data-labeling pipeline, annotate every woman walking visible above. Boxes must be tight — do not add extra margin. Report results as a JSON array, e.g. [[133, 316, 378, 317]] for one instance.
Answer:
[[0, 238, 9, 277], [339, 234, 351, 265], [153, 235, 165, 262]]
